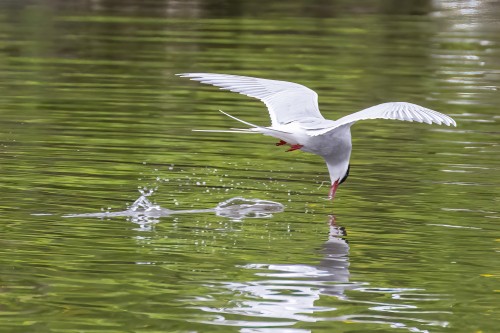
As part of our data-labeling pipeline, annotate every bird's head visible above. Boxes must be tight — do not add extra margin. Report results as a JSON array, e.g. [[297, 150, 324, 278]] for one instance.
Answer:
[[328, 163, 350, 200], [320, 125, 352, 201]]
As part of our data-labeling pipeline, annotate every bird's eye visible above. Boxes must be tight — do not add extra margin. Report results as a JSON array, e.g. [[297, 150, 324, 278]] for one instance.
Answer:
[[339, 164, 350, 185]]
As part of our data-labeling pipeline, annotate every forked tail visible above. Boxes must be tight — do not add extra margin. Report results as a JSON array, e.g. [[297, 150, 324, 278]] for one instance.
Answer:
[[192, 110, 287, 136], [192, 110, 258, 133]]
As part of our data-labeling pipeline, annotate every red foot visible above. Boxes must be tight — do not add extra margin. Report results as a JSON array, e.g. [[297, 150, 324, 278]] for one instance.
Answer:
[[275, 140, 287, 146], [286, 144, 303, 152]]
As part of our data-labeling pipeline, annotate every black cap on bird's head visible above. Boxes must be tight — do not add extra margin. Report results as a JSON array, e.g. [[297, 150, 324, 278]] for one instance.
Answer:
[[339, 164, 350, 185]]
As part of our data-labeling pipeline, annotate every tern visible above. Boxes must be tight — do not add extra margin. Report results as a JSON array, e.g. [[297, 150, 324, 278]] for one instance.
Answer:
[[178, 73, 456, 201]]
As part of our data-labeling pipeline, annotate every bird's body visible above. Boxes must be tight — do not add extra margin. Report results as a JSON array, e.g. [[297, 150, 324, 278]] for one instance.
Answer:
[[178, 73, 456, 200]]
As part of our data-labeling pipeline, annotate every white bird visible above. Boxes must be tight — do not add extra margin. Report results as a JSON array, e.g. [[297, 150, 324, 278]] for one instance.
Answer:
[[178, 73, 456, 201]]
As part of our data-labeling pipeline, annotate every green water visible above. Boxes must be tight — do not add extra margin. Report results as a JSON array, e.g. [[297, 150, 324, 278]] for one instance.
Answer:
[[0, 1, 499, 332]]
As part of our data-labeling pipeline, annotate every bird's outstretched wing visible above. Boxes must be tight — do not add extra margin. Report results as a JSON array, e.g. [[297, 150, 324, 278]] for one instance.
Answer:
[[177, 73, 324, 126], [308, 102, 457, 136]]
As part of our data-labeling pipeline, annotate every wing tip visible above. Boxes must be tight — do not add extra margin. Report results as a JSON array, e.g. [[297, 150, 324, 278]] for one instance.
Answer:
[[442, 116, 457, 127]]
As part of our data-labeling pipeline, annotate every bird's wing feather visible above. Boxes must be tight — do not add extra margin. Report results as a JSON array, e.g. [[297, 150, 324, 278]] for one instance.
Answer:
[[308, 102, 456, 136], [177, 73, 324, 126]]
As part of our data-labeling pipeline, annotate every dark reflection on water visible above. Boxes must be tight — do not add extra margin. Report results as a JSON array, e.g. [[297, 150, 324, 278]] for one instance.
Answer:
[[0, 0, 437, 18], [195, 217, 449, 333]]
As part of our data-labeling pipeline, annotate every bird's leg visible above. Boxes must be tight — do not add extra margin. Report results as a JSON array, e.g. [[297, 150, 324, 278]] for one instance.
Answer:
[[286, 144, 303, 152], [275, 140, 287, 146]]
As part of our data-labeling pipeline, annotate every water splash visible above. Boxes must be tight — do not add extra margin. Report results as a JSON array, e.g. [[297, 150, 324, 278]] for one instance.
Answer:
[[215, 197, 285, 220], [63, 193, 284, 222]]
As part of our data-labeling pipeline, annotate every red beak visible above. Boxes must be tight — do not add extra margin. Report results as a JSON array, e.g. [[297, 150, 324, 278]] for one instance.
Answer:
[[328, 180, 340, 200]]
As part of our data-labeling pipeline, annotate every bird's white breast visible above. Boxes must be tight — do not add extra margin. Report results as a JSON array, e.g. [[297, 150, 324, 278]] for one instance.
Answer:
[[265, 121, 352, 160], [302, 125, 352, 158]]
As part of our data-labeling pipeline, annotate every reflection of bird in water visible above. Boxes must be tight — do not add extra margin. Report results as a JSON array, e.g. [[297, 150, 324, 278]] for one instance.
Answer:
[[198, 215, 357, 326], [197, 216, 449, 332], [197, 215, 449, 331], [178, 73, 457, 201], [315, 215, 352, 299]]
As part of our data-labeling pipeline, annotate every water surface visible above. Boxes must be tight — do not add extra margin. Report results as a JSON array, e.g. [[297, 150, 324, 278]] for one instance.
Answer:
[[0, 1, 499, 332]]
